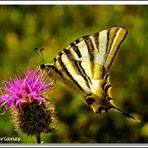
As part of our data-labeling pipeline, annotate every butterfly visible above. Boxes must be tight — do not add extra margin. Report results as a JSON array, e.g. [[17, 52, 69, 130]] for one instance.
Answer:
[[39, 26, 139, 121]]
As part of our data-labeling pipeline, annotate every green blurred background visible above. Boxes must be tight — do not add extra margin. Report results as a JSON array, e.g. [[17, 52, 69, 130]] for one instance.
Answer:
[[0, 5, 148, 143]]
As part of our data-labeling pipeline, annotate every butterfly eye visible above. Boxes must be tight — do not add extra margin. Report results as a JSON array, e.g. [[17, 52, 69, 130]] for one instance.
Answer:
[[40, 64, 46, 70], [86, 97, 95, 105], [35, 48, 45, 64]]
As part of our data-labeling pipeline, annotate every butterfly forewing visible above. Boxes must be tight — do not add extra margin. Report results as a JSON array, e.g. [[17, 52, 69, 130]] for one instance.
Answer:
[[52, 27, 127, 94]]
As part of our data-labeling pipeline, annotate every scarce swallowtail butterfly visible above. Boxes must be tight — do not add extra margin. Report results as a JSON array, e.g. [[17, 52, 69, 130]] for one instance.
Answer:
[[40, 26, 140, 121]]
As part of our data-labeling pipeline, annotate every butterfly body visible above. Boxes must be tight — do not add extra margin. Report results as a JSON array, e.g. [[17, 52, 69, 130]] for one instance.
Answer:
[[40, 27, 139, 121]]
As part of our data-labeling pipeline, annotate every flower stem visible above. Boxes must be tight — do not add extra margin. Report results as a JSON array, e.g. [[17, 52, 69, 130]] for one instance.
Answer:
[[36, 133, 41, 143]]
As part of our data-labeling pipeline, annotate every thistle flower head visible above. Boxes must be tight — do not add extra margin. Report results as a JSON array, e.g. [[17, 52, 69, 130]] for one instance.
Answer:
[[0, 67, 57, 137], [0, 67, 52, 112]]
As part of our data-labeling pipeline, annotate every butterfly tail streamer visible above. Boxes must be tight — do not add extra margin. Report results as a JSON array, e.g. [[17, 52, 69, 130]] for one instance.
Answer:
[[110, 103, 141, 122]]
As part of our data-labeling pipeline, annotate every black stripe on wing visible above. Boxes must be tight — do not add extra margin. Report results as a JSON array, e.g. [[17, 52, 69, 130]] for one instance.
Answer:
[[84, 37, 96, 78], [104, 27, 127, 70], [76, 61, 92, 86], [47, 64, 63, 78], [58, 55, 85, 92], [70, 35, 89, 48], [93, 32, 99, 51], [63, 48, 91, 88], [105, 28, 119, 63], [73, 45, 82, 58]]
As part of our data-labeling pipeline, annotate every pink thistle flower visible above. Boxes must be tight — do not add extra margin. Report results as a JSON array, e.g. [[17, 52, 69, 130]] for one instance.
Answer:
[[0, 67, 53, 113]]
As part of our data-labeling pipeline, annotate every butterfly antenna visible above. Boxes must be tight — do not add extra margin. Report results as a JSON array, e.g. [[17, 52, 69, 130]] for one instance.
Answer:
[[112, 105, 141, 122], [40, 48, 45, 64], [34, 48, 46, 76], [34, 48, 44, 64]]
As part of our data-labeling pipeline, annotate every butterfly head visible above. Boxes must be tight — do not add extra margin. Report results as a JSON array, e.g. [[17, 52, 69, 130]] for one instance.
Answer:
[[40, 63, 59, 82], [34, 48, 51, 73], [40, 63, 46, 70], [40, 63, 51, 73], [40, 62, 55, 71]]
